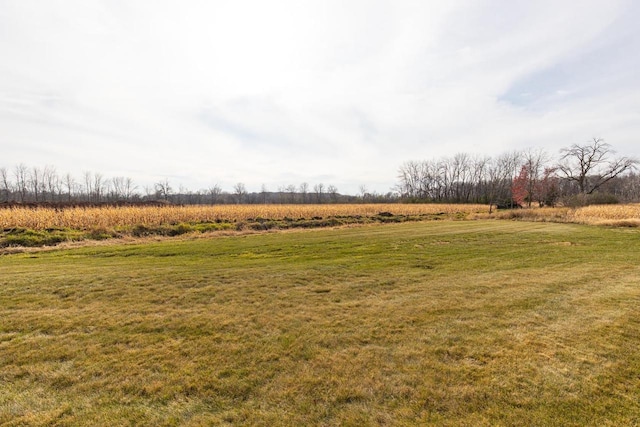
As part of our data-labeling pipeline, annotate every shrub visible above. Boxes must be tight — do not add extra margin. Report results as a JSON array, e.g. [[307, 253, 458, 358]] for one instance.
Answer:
[[131, 224, 151, 237], [1, 228, 66, 247], [169, 223, 193, 236], [87, 227, 119, 240]]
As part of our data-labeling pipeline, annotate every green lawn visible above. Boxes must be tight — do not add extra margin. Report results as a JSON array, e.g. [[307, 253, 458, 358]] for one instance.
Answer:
[[1, 221, 639, 426]]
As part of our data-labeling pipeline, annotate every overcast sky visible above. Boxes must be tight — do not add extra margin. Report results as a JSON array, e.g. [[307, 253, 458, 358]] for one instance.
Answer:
[[1, 1, 639, 194]]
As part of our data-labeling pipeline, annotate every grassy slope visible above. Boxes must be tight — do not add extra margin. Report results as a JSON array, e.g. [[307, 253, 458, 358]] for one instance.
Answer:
[[1, 221, 639, 426]]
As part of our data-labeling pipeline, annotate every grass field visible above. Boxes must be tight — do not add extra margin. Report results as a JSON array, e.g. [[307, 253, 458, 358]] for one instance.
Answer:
[[1, 221, 640, 425]]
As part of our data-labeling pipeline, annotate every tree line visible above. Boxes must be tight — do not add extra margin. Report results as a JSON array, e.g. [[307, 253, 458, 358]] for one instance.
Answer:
[[395, 138, 639, 208], [3, 138, 637, 207], [0, 165, 397, 205]]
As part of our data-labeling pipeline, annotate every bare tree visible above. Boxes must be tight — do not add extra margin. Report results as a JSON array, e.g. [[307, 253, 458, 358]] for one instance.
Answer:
[[63, 173, 76, 202], [208, 184, 222, 204], [110, 176, 135, 201], [260, 184, 269, 203], [470, 155, 490, 202], [397, 159, 440, 200], [396, 161, 421, 199], [313, 183, 324, 203], [122, 177, 137, 200], [521, 148, 549, 207], [29, 166, 42, 202], [486, 159, 504, 213], [93, 173, 106, 202], [42, 166, 59, 202], [233, 182, 247, 204], [0, 167, 10, 202], [358, 184, 368, 201], [285, 184, 297, 203], [616, 172, 640, 201], [450, 153, 472, 202], [111, 177, 123, 200], [155, 178, 172, 201], [299, 182, 309, 203], [83, 171, 93, 202], [327, 185, 339, 202], [485, 151, 521, 212], [558, 138, 638, 195]]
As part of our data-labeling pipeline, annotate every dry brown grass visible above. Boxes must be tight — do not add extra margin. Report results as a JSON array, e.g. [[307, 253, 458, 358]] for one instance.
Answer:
[[569, 203, 640, 226], [2, 202, 640, 232], [472, 203, 640, 227], [0, 203, 487, 230]]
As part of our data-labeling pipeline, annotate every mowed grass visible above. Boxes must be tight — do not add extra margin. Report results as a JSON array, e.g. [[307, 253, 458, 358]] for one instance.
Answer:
[[1, 221, 640, 426]]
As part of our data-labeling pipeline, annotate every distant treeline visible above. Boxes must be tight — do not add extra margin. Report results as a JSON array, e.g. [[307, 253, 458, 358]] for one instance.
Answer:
[[0, 165, 396, 205], [396, 139, 639, 208], [0, 200, 170, 210], [2, 139, 637, 207]]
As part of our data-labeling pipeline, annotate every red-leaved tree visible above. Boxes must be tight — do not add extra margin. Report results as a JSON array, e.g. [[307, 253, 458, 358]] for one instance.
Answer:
[[511, 166, 529, 206]]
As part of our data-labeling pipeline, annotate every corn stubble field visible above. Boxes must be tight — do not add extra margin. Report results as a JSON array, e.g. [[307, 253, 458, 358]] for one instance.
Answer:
[[0, 204, 486, 248], [1, 204, 640, 425], [0, 204, 483, 230], [2, 202, 639, 231]]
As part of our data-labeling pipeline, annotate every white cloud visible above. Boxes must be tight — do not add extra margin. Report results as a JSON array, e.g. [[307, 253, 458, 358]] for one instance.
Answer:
[[1, 0, 638, 194]]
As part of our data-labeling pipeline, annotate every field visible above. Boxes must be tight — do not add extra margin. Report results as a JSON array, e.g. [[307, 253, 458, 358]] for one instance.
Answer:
[[0, 204, 486, 248], [0, 203, 487, 230], [2, 203, 640, 250], [1, 220, 640, 425]]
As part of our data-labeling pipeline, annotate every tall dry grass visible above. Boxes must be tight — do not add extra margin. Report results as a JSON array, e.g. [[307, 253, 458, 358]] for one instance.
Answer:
[[570, 203, 640, 226], [3, 203, 639, 232], [476, 204, 640, 226], [0, 204, 487, 230]]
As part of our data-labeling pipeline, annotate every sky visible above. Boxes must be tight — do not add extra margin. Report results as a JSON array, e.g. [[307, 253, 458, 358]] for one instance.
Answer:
[[1, 0, 639, 195]]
